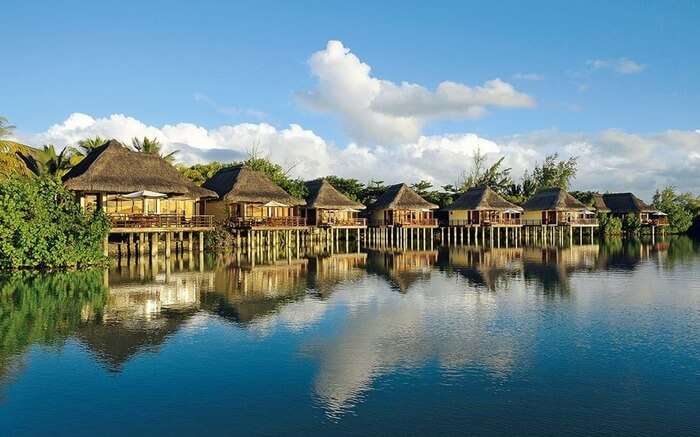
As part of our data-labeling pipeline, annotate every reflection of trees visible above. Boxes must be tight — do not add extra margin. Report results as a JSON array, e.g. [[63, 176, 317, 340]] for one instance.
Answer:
[[365, 250, 438, 293], [0, 270, 107, 389]]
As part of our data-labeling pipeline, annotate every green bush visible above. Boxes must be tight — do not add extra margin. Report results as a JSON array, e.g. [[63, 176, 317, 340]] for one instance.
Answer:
[[622, 213, 642, 234], [598, 213, 622, 235], [652, 187, 697, 234], [0, 176, 110, 269]]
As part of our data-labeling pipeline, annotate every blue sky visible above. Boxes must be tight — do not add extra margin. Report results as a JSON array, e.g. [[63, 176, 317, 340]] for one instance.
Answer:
[[2, 1, 700, 197]]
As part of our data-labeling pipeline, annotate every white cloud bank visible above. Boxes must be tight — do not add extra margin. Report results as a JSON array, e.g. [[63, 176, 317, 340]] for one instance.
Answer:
[[14, 112, 700, 200], [299, 40, 534, 145]]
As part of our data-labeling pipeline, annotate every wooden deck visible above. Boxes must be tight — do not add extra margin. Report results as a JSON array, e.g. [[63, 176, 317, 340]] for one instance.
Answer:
[[108, 214, 215, 233]]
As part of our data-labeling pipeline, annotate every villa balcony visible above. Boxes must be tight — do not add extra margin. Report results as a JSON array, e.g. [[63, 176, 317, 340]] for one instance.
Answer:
[[449, 218, 522, 226], [318, 217, 367, 227], [374, 218, 438, 227], [108, 214, 214, 231], [229, 216, 307, 228]]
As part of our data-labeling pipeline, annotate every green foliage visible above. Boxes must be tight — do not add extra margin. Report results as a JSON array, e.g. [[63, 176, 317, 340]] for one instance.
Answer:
[[622, 213, 642, 233], [569, 190, 596, 206], [0, 140, 36, 180], [410, 180, 455, 208], [652, 186, 698, 234], [598, 213, 622, 235], [458, 149, 513, 194], [177, 162, 230, 186], [18, 144, 78, 179], [243, 157, 307, 199], [73, 136, 107, 157], [325, 176, 365, 202], [131, 136, 179, 163], [0, 177, 110, 269]]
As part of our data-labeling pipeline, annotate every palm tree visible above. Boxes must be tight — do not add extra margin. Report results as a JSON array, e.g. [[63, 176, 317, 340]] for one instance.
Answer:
[[75, 136, 106, 156], [0, 116, 15, 139], [18, 145, 74, 179], [131, 136, 178, 163]]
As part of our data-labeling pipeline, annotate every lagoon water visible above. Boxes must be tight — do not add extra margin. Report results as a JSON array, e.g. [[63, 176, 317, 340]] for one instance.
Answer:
[[1, 238, 700, 436]]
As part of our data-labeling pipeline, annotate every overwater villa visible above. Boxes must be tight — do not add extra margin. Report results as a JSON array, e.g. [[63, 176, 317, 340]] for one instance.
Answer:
[[302, 178, 366, 228], [597, 193, 668, 227], [62, 139, 218, 255], [203, 165, 306, 228], [521, 188, 597, 227], [444, 186, 523, 227], [367, 183, 438, 228]]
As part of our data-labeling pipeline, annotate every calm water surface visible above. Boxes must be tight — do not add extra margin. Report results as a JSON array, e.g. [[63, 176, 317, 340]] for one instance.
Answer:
[[1, 238, 700, 436]]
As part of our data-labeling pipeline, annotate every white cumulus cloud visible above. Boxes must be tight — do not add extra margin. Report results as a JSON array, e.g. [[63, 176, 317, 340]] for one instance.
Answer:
[[15, 113, 700, 200], [299, 40, 535, 145]]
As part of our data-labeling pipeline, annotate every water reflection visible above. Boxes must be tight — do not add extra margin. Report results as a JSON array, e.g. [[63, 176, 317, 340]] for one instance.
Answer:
[[1, 236, 699, 425]]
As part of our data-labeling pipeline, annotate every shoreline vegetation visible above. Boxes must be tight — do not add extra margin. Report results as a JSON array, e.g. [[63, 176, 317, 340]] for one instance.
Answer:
[[1, 116, 700, 270]]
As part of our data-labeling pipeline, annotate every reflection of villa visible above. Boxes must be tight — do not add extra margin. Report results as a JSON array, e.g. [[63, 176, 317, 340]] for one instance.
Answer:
[[206, 259, 310, 324], [444, 186, 523, 227], [203, 165, 307, 228], [76, 267, 215, 372], [367, 184, 438, 228], [303, 179, 367, 228], [522, 188, 597, 227], [447, 246, 522, 290], [307, 253, 368, 296], [366, 249, 438, 293]]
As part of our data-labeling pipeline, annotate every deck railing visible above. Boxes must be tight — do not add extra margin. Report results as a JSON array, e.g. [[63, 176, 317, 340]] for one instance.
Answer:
[[374, 218, 438, 227], [229, 216, 307, 228], [522, 218, 598, 226], [646, 217, 669, 226], [449, 218, 522, 226], [319, 218, 367, 227], [109, 214, 214, 229]]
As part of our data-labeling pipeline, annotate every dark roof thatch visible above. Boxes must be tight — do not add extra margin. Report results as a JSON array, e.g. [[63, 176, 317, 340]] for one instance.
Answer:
[[592, 193, 611, 212], [369, 183, 438, 211], [601, 193, 655, 213], [522, 188, 588, 211], [444, 186, 523, 211], [202, 165, 305, 206], [304, 178, 365, 210], [62, 139, 217, 199]]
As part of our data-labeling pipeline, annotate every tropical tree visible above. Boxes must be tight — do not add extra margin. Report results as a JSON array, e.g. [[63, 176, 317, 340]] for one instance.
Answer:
[[652, 186, 698, 234], [325, 176, 366, 202], [457, 148, 513, 194], [131, 136, 178, 163], [74, 136, 107, 157], [0, 116, 15, 138], [18, 145, 75, 179], [177, 162, 229, 185], [527, 153, 578, 192]]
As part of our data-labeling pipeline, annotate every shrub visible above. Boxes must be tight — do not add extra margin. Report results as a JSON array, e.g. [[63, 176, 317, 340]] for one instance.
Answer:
[[622, 213, 642, 234], [0, 176, 110, 269], [598, 213, 622, 235]]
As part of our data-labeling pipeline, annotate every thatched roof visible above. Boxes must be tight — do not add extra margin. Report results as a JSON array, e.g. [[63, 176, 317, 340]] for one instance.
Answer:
[[522, 188, 588, 211], [369, 183, 438, 211], [592, 193, 611, 212], [202, 165, 305, 206], [601, 193, 655, 213], [444, 186, 522, 211], [62, 139, 217, 199], [304, 178, 365, 210]]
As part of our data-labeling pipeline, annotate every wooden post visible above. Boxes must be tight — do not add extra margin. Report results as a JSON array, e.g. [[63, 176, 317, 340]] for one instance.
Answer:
[[199, 231, 204, 253], [165, 232, 172, 258], [103, 235, 109, 257], [151, 233, 159, 257]]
